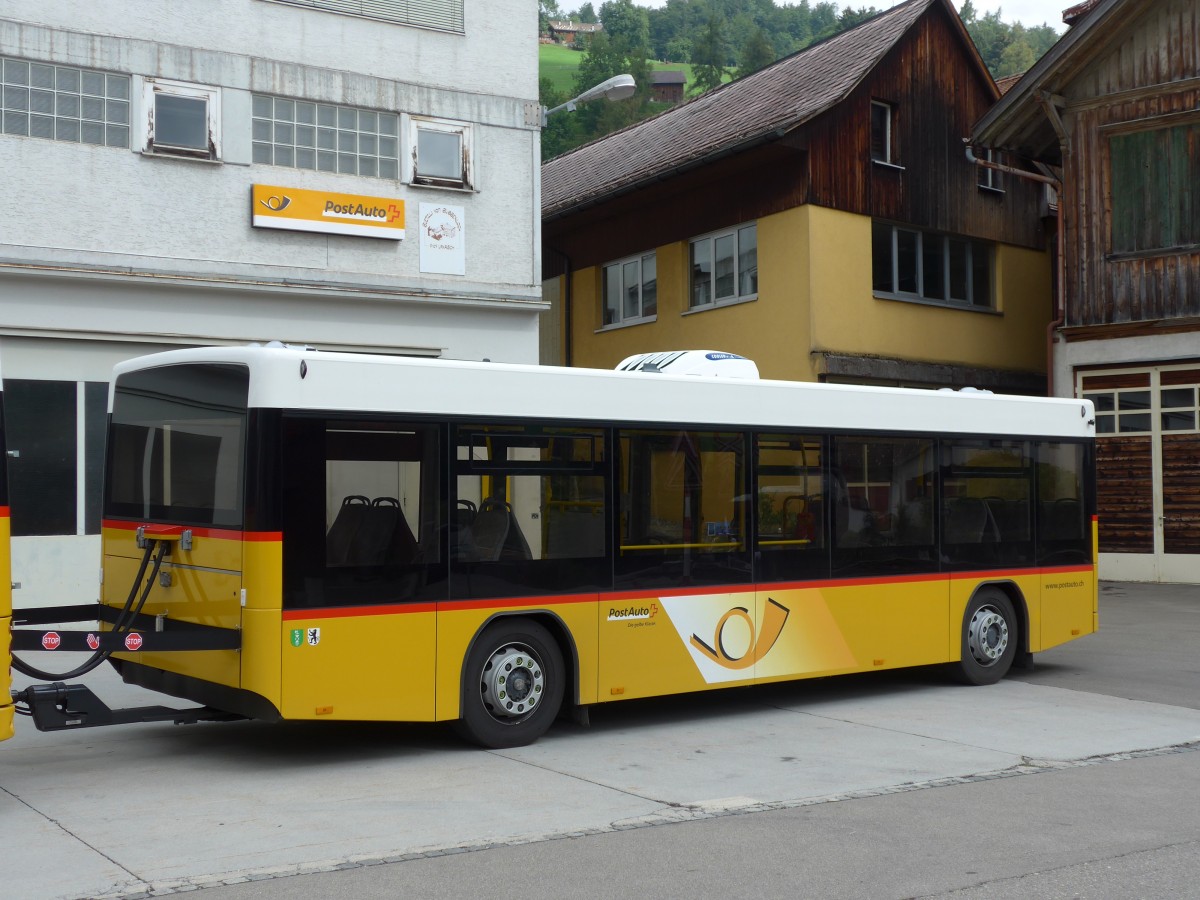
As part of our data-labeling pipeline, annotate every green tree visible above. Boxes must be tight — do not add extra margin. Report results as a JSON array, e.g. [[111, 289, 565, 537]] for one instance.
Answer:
[[836, 6, 877, 30], [690, 14, 729, 95], [599, 0, 650, 53], [539, 0, 562, 35], [578, 2, 597, 24], [736, 27, 775, 79], [665, 35, 693, 63], [539, 76, 580, 161], [997, 34, 1036, 77]]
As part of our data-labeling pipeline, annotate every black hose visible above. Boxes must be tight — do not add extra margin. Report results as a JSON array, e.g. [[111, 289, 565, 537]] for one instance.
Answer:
[[9, 540, 168, 682]]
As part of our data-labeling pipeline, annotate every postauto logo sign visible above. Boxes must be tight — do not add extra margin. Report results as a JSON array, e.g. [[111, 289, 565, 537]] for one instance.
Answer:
[[251, 184, 405, 240]]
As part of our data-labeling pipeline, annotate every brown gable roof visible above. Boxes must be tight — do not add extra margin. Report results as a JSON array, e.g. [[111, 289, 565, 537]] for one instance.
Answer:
[[650, 70, 687, 86], [543, 0, 944, 220], [995, 73, 1024, 95]]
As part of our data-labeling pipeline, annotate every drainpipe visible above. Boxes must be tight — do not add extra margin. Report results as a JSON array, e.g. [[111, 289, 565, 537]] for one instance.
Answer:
[[1036, 91, 1072, 399], [964, 140, 1065, 396]]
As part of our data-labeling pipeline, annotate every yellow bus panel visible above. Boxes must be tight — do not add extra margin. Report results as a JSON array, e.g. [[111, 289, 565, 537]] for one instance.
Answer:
[[280, 606, 435, 721]]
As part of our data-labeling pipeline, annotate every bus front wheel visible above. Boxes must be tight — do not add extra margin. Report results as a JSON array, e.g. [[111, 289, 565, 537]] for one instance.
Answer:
[[953, 589, 1018, 686], [456, 618, 565, 748]]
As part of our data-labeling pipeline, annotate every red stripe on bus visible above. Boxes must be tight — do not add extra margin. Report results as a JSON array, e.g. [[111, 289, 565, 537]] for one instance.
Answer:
[[0, 506, 9, 517], [607, 583, 758, 602], [283, 603, 436, 621], [101, 519, 281, 542], [440, 592, 598, 612], [275, 563, 1097, 621], [749, 565, 1095, 594]]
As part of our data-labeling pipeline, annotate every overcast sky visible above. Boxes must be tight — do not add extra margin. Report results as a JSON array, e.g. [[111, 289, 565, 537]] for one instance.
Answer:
[[627, 1, 1067, 33]]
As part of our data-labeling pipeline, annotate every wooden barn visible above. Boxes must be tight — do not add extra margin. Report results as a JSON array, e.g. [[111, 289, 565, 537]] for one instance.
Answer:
[[973, 0, 1200, 582]]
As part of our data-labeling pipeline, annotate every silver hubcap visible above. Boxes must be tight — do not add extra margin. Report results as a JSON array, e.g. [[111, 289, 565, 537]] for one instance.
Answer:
[[480, 643, 544, 720], [967, 605, 1009, 666]]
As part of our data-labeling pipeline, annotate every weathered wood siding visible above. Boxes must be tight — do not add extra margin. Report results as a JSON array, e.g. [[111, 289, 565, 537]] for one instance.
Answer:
[[1063, 0, 1200, 326], [1096, 434, 1154, 552], [798, 4, 1046, 249]]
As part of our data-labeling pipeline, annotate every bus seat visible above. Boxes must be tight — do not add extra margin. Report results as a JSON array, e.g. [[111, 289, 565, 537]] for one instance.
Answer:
[[943, 497, 998, 544], [450, 499, 479, 561], [898, 496, 933, 544], [472, 499, 533, 562], [326, 495, 370, 566], [351, 498, 399, 566], [374, 496, 420, 565], [984, 497, 1030, 542], [470, 501, 512, 561], [1042, 498, 1082, 540]]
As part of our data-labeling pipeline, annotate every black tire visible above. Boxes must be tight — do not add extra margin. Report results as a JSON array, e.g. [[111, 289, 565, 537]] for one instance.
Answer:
[[952, 588, 1018, 686], [455, 618, 565, 748]]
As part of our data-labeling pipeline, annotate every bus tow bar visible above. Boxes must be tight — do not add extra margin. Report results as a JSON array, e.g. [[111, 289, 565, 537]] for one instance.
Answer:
[[12, 682, 244, 731]]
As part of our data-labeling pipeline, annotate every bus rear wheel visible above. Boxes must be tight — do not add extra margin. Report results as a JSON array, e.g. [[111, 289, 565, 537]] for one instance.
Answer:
[[456, 618, 564, 748], [953, 589, 1018, 686]]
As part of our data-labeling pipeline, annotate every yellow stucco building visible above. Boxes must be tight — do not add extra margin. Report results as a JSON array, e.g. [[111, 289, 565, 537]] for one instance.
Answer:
[[542, 0, 1053, 394]]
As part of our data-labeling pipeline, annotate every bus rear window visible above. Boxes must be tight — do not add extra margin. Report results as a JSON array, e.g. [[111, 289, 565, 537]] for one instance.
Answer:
[[106, 364, 249, 528]]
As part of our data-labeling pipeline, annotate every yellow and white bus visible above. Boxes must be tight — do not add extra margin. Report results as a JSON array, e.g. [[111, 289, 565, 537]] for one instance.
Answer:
[[12, 345, 1097, 747]]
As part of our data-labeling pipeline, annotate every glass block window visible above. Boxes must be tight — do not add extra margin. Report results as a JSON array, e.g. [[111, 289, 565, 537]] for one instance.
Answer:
[[1, 56, 130, 147], [252, 94, 400, 179]]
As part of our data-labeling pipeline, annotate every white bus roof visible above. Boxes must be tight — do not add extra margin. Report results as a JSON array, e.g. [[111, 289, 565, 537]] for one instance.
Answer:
[[111, 346, 1095, 439]]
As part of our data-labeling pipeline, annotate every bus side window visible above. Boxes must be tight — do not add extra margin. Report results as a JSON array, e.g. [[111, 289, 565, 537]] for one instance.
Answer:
[[755, 434, 827, 582], [1036, 441, 1089, 565], [830, 435, 936, 576], [281, 417, 445, 609], [941, 439, 1034, 570], [616, 428, 751, 590], [451, 424, 609, 599]]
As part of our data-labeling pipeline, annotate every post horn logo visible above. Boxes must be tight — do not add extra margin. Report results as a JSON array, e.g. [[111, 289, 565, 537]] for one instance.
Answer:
[[259, 194, 292, 212], [690, 598, 790, 670]]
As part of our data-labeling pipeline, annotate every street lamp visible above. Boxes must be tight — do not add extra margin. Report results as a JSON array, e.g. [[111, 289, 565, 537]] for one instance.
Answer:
[[541, 74, 636, 126]]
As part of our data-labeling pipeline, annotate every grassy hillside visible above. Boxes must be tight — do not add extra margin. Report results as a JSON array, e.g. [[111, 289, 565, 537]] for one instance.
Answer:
[[539, 42, 709, 96]]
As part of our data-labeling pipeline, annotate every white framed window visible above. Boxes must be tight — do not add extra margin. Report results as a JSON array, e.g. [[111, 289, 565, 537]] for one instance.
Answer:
[[408, 116, 473, 189], [252, 94, 400, 178], [1, 56, 130, 147], [602, 252, 657, 327], [259, 0, 465, 34], [689, 223, 758, 310], [978, 147, 1005, 192], [870, 100, 895, 164], [871, 222, 994, 309], [142, 77, 219, 160]]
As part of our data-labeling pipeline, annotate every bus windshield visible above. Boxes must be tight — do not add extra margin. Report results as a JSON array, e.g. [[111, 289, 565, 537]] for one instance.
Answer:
[[105, 363, 249, 528]]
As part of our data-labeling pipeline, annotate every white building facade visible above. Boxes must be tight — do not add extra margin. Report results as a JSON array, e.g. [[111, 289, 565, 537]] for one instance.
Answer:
[[0, 0, 543, 605]]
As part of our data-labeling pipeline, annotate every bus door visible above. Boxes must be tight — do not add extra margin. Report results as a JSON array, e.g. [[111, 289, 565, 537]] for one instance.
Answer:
[[606, 428, 754, 700], [279, 416, 444, 722], [752, 435, 857, 683], [825, 434, 944, 671]]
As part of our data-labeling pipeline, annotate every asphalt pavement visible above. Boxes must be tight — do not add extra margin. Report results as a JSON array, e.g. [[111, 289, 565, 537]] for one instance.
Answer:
[[2, 581, 1197, 899]]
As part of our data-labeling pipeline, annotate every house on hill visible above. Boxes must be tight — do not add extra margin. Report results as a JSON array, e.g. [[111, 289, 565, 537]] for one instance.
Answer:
[[541, 0, 1053, 401], [650, 70, 686, 104], [548, 20, 603, 46], [972, 0, 1200, 583]]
